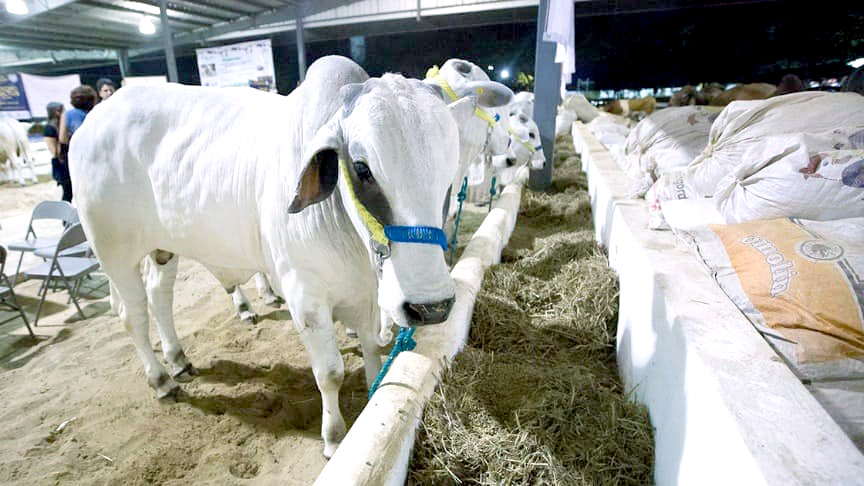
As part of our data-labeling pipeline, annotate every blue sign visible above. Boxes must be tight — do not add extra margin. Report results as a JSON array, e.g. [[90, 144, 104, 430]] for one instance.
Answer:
[[0, 73, 30, 117]]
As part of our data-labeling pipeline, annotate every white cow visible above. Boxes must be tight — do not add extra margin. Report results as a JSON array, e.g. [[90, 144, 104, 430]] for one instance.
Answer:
[[492, 112, 546, 187], [70, 55, 473, 457], [424, 59, 514, 219], [509, 91, 535, 118], [0, 117, 38, 185]]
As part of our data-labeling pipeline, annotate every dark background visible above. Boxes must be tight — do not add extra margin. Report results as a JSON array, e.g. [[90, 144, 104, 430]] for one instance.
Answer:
[[73, 1, 864, 94]]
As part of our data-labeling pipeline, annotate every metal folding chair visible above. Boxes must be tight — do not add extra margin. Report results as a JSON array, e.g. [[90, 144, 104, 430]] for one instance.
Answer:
[[0, 246, 33, 338], [22, 223, 101, 327], [8, 200, 77, 285]]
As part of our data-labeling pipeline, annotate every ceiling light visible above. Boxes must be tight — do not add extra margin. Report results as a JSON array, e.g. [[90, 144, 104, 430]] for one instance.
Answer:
[[6, 0, 29, 15], [139, 17, 156, 35], [848, 58, 864, 69]]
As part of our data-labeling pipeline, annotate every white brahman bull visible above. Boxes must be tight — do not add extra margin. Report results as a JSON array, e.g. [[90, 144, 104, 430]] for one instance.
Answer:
[[492, 111, 546, 187], [70, 55, 475, 458], [0, 117, 38, 185], [509, 91, 535, 118], [424, 59, 514, 218]]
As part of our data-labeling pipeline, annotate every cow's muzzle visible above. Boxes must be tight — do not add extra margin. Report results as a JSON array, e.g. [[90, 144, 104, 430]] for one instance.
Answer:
[[403, 296, 455, 325]]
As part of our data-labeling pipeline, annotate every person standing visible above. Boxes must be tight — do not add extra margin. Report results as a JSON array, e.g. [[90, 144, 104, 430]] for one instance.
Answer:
[[96, 77, 116, 103], [43, 102, 70, 201], [58, 85, 97, 202]]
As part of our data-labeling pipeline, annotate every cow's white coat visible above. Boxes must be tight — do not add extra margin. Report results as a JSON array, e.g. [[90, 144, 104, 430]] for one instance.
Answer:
[[70, 56, 468, 457], [0, 117, 38, 185]]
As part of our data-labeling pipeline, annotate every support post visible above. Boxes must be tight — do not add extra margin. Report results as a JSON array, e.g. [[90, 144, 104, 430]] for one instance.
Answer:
[[295, 0, 307, 82], [529, 0, 561, 192], [117, 48, 130, 79], [158, 0, 178, 82]]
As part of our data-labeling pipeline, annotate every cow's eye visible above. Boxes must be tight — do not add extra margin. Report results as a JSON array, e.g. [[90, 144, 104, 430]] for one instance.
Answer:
[[529, 133, 536, 140], [353, 161, 375, 183]]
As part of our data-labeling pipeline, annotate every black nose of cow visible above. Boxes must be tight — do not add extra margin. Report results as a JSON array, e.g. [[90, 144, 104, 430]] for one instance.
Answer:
[[506, 158, 516, 167], [403, 296, 455, 325]]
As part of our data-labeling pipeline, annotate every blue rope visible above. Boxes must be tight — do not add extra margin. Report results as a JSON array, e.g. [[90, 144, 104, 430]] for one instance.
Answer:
[[368, 326, 417, 400], [448, 177, 469, 265], [488, 176, 497, 213]]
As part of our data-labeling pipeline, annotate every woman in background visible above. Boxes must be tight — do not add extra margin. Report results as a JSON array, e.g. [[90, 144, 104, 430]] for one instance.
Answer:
[[43, 101, 70, 202], [96, 77, 116, 103], [58, 84, 97, 202]]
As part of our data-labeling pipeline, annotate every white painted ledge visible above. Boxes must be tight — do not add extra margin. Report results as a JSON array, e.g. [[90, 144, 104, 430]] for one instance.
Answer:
[[314, 172, 526, 486], [572, 121, 864, 485]]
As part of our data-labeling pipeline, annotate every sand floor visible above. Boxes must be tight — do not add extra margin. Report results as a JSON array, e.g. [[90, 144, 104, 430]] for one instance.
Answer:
[[0, 181, 370, 485]]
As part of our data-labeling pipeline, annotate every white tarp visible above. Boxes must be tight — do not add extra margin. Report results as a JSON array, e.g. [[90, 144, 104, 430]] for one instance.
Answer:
[[18, 73, 81, 118], [586, 112, 630, 149], [196, 39, 277, 92]]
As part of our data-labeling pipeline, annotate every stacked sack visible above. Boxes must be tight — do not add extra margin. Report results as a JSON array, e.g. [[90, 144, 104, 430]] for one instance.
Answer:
[[585, 112, 631, 149], [647, 91, 864, 228], [555, 93, 599, 136], [620, 105, 723, 197]]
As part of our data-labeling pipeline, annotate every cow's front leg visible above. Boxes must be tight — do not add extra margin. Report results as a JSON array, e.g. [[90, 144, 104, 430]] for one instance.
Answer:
[[288, 292, 346, 458], [145, 251, 197, 382], [255, 272, 284, 308]]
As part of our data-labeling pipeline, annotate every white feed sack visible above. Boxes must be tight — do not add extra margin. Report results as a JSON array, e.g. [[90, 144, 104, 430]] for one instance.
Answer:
[[586, 112, 630, 149], [714, 131, 864, 223], [555, 93, 600, 136], [621, 106, 722, 197], [647, 91, 864, 229]]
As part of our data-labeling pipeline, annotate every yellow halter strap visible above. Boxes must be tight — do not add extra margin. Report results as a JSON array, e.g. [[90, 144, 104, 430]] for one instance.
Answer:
[[425, 65, 498, 129]]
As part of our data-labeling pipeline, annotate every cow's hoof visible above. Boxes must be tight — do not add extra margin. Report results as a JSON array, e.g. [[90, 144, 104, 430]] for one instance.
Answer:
[[158, 385, 186, 403], [322, 440, 341, 459], [263, 295, 284, 308], [239, 311, 259, 324], [172, 363, 199, 383]]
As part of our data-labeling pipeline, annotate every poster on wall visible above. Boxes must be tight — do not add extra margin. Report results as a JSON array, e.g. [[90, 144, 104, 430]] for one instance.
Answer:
[[196, 39, 277, 92], [19, 73, 81, 118], [0, 73, 30, 119]]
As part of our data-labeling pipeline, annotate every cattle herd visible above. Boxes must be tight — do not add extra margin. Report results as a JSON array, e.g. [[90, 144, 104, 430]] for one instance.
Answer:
[[57, 55, 542, 458]]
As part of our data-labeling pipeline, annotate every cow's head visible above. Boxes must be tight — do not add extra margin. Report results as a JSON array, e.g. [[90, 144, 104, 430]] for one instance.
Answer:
[[424, 59, 514, 169], [290, 74, 475, 328], [491, 112, 545, 185]]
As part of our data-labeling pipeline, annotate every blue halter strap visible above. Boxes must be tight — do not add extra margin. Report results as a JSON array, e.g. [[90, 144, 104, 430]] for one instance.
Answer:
[[384, 225, 448, 251]]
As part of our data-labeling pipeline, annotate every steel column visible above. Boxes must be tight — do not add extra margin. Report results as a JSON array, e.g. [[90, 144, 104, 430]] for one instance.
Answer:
[[158, 0, 179, 82], [529, 0, 562, 192]]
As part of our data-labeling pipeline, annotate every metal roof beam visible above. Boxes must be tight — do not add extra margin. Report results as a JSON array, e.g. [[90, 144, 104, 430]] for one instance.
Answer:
[[0, 0, 80, 25], [69, 2, 212, 28]]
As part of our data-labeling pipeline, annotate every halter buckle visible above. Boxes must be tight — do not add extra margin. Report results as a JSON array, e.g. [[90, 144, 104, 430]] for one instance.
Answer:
[[371, 238, 391, 275]]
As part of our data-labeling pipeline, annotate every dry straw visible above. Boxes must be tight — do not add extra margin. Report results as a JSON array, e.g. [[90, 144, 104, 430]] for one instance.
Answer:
[[409, 135, 654, 485]]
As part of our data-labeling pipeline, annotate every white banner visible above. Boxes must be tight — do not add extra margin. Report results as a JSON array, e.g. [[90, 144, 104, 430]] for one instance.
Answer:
[[121, 75, 168, 87], [196, 39, 276, 92], [19, 73, 81, 118]]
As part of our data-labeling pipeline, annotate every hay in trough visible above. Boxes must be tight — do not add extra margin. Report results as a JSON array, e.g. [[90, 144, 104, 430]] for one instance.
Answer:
[[409, 134, 654, 485]]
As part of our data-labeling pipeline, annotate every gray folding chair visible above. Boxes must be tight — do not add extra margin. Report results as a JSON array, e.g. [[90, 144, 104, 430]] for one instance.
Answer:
[[8, 200, 77, 285], [22, 223, 101, 327], [0, 245, 33, 338]]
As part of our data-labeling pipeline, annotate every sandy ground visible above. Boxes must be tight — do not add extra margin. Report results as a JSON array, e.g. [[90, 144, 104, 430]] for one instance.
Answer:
[[0, 180, 370, 485]]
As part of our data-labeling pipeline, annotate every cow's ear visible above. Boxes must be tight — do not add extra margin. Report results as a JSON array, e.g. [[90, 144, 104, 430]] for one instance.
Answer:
[[289, 118, 342, 213], [462, 81, 513, 108]]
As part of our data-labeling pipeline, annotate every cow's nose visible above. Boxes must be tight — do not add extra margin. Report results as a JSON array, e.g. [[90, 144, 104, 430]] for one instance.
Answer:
[[506, 158, 517, 167], [403, 296, 455, 325]]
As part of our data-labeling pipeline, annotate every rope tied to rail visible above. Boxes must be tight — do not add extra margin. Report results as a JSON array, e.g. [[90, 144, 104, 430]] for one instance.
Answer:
[[368, 326, 417, 400], [448, 176, 469, 265]]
